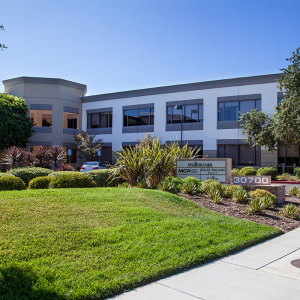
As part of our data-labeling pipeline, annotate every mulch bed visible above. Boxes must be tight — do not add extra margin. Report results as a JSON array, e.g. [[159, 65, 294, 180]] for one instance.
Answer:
[[180, 193, 300, 233]]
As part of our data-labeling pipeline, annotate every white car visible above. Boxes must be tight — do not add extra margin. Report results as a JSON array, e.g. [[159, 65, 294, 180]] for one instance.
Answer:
[[80, 162, 106, 172]]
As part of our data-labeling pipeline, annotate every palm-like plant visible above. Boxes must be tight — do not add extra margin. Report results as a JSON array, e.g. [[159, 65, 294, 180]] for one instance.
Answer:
[[23, 151, 35, 166], [2, 146, 24, 168], [32, 146, 50, 168], [49, 145, 67, 170]]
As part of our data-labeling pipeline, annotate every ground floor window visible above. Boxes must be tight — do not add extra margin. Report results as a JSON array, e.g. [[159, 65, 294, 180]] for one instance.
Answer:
[[278, 144, 300, 173], [218, 144, 261, 166]]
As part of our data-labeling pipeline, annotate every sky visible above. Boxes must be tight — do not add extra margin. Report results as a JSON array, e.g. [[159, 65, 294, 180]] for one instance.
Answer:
[[0, 0, 299, 96]]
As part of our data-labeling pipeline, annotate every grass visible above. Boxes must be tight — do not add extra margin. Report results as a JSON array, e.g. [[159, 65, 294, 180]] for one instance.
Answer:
[[0, 188, 281, 299]]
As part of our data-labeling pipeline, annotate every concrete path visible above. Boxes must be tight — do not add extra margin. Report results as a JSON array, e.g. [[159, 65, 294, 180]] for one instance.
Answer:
[[110, 227, 300, 300]]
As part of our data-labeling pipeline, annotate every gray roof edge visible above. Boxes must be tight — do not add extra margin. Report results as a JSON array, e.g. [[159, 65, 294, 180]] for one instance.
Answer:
[[2, 76, 87, 93], [82, 73, 283, 103]]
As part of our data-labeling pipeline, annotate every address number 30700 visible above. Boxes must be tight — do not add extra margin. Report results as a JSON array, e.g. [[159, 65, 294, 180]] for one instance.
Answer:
[[232, 176, 271, 185]]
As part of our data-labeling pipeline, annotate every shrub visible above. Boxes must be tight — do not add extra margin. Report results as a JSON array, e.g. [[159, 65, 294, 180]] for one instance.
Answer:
[[257, 166, 278, 180], [182, 176, 201, 186], [232, 168, 241, 177], [250, 189, 277, 205], [202, 179, 222, 195], [49, 173, 96, 189], [289, 187, 299, 197], [7, 167, 53, 186], [224, 185, 244, 198], [207, 187, 220, 198], [277, 173, 293, 181], [157, 181, 178, 194], [240, 167, 257, 176], [232, 189, 248, 203], [136, 180, 148, 189], [0, 176, 26, 191], [181, 182, 198, 195], [213, 193, 222, 204], [247, 199, 265, 215], [118, 182, 130, 188], [0, 173, 14, 177], [261, 196, 275, 210], [29, 176, 51, 189], [280, 204, 300, 219], [86, 169, 121, 187], [295, 167, 300, 178], [49, 171, 76, 178], [165, 176, 183, 192]]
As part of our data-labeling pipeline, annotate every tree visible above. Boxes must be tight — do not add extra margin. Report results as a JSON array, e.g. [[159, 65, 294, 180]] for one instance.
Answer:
[[0, 93, 34, 150], [48, 145, 67, 170], [2, 146, 24, 168], [241, 48, 300, 152], [74, 130, 102, 160], [0, 25, 7, 51]]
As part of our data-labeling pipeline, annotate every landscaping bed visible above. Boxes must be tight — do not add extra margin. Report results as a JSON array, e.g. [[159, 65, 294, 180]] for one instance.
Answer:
[[0, 188, 280, 300], [181, 193, 300, 233]]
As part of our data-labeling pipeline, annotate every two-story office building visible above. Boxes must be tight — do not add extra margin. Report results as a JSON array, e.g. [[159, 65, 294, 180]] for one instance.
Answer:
[[3, 73, 296, 170]]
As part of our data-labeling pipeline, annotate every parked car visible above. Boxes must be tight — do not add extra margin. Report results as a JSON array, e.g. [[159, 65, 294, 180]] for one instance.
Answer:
[[80, 162, 106, 172]]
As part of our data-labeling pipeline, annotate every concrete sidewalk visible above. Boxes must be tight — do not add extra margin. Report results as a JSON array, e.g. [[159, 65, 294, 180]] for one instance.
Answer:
[[110, 227, 300, 300]]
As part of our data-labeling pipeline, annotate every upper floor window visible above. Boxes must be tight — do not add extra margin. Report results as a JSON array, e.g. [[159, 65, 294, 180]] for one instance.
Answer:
[[64, 112, 78, 129], [87, 111, 112, 129], [123, 108, 154, 126], [218, 99, 261, 122], [30, 110, 52, 127], [278, 97, 284, 105], [167, 104, 203, 124]]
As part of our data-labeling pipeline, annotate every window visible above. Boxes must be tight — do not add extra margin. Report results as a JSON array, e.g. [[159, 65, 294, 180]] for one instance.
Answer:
[[278, 97, 284, 105], [63, 112, 78, 129], [123, 108, 154, 127], [218, 99, 261, 122], [218, 144, 261, 166], [30, 110, 52, 127], [167, 104, 203, 124], [87, 111, 112, 129]]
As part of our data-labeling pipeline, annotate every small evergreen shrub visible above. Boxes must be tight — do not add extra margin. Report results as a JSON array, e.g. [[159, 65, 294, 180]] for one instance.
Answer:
[[202, 179, 222, 195], [231, 168, 241, 177], [49, 173, 96, 189], [8, 167, 53, 186], [232, 189, 248, 203], [118, 182, 130, 188], [250, 189, 277, 205], [181, 182, 198, 195], [247, 199, 265, 215], [277, 173, 292, 181], [224, 185, 244, 198], [136, 180, 148, 189], [0, 173, 14, 177], [261, 196, 275, 210], [29, 176, 51, 189], [86, 169, 121, 187], [280, 204, 300, 219], [256, 166, 278, 180], [49, 171, 76, 178], [157, 181, 178, 194], [182, 176, 201, 187], [294, 167, 300, 178], [240, 167, 257, 176], [289, 187, 299, 197], [213, 193, 222, 204], [0, 176, 26, 191]]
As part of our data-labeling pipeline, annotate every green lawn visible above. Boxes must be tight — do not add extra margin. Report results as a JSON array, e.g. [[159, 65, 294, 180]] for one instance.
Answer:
[[0, 188, 281, 299]]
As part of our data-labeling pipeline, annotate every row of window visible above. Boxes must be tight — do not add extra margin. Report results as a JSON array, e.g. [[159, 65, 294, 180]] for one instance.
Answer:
[[87, 100, 263, 129], [30, 110, 79, 129]]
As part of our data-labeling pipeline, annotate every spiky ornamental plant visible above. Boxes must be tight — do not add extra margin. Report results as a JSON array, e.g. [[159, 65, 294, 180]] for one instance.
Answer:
[[32, 146, 50, 168], [2, 146, 24, 168], [23, 151, 35, 166], [49, 145, 67, 171]]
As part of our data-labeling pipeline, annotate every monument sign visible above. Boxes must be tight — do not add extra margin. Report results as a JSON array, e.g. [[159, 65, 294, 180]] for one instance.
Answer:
[[176, 158, 232, 184]]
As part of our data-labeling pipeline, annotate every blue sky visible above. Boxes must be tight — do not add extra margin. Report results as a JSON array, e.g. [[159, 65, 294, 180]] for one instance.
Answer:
[[0, 0, 299, 96]]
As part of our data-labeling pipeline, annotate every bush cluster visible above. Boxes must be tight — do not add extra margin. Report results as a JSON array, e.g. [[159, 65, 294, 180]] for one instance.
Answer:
[[240, 167, 257, 176], [256, 166, 278, 180], [86, 169, 121, 187], [28, 176, 52, 189], [0, 176, 26, 191], [7, 167, 53, 185], [49, 173, 96, 189]]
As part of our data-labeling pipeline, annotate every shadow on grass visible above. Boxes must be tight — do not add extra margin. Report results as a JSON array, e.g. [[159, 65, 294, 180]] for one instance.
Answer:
[[0, 266, 66, 300]]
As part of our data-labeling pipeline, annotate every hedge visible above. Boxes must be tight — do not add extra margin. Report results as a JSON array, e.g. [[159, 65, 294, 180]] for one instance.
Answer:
[[0, 176, 26, 191], [257, 166, 278, 180], [49, 173, 96, 189], [7, 167, 53, 186], [29, 176, 52, 189], [86, 169, 123, 187]]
